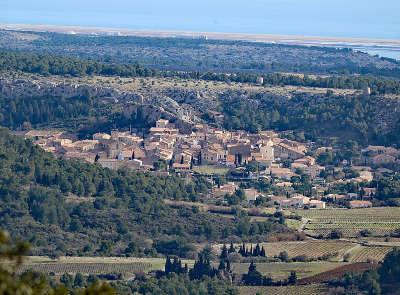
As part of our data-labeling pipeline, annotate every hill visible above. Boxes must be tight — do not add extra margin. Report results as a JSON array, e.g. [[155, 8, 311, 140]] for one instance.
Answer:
[[0, 128, 288, 257]]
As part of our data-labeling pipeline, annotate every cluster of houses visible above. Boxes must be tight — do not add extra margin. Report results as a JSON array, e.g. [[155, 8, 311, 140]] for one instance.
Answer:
[[362, 145, 400, 167], [24, 119, 399, 211], [24, 119, 277, 172]]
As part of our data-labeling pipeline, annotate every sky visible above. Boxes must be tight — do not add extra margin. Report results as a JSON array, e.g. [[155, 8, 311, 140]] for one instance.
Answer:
[[1, 0, 400, 39]]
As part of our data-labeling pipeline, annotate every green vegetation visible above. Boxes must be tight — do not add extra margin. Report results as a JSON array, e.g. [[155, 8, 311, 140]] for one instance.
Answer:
[[222, 92, 400, 147], [0, 51, 156, 77], [374, 174, 400, 200]]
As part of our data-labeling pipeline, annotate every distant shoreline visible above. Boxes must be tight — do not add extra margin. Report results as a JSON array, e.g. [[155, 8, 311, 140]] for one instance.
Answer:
[[1, 23, 400, 59]]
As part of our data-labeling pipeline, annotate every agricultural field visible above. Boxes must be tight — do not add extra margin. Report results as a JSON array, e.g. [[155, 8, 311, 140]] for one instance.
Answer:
[[19, 256, 194, 276], [239, 284, 328, 295], [285, 219, 303, 230], [260, 240, 355, 261], [347, 246, 397, 263], [232, 262, 347, 280], [214, 240, 356, 261], [294, 207, 400, 238]]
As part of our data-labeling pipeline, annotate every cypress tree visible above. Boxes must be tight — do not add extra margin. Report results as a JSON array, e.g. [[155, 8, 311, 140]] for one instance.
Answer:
[[228, 242, 235, 253], [220, 244, 228, 261], [165, 256, 172, 274]]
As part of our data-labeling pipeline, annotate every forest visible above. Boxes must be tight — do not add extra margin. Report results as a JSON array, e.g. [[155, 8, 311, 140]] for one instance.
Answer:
[[221, 91, 400, 147]]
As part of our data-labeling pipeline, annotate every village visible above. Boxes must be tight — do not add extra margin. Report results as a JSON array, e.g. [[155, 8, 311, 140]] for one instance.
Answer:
[[23, 118, 400, 211]]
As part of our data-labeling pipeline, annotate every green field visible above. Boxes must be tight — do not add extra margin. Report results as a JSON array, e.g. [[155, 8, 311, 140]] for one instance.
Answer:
[[294, 207, 400, 238]]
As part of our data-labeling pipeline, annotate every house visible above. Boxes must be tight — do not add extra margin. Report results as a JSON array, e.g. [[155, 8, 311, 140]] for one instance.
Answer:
[[347, 193, 359, 199], [243, 188, 264, 202], [174, 151, 193, 164], [156, 119, 169, 128], [202, 145, 226, 164], [309, 200, 326, 209], [93, 133, 111, 141], [290, 195, 310, 207], [349, 200, 373, 208], [273, 138, 307, 160], [325, 194, 347, 202], [362, 188, 376, 198], [212, 182, 238, 198], [276, 195, 310, 208], [354, 170, 374, 183], [275, 181, 292, 188], [155, 148, 173, 161], [149, 127, 179, 136], [250, 140, 274, 165], [227, 143, 251, 165], [72, 140, 99, 152], [24, 130, 63, 140]]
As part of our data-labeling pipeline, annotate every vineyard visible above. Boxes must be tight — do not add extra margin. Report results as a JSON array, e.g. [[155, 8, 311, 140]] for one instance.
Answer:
[[295, 207, 400, 238], [297, 262, 379, 285], [19, 256, 193, 276], [348, 245, 397, 263], [232, 262, 347, 280], [19, 262, 151, 276], [239, 284, 328, 295], [214, 240, 356, 261], [260, 240, 355, 260]]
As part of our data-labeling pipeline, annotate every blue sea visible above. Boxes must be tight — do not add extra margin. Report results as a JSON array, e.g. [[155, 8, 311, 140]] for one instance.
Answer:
[[1, 0, 400, 59]]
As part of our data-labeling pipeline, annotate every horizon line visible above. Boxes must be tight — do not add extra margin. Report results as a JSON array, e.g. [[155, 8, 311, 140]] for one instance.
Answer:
[[2, 22, 400, 48]]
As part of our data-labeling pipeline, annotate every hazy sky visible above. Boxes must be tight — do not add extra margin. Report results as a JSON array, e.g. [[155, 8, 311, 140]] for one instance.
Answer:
[[1, 0, 399, 38]]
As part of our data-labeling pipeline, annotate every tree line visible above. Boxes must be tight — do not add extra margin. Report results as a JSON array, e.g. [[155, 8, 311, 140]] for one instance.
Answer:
[[1, 50, 400, 95]]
